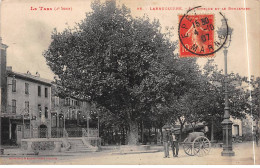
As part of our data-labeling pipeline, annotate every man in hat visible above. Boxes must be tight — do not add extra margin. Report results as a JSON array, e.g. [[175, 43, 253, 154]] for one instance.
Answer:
[[171, 130, 179, 157], [162, 127, 170, 158]]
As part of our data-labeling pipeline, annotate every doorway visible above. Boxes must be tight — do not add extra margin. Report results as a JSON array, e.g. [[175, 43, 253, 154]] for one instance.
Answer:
[[11, 123, 17, 145], [234, 125, 239, 136], [39, 124, 48, 138]]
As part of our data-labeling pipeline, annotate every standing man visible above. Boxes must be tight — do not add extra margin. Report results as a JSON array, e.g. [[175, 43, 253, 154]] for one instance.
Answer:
[[171, 130, 179, 157], [162, 127, 170, 158]]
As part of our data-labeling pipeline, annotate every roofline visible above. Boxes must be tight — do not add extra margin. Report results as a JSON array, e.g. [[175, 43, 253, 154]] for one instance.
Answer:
[[7, 71, 52, 86], [66, 96, 90, 102], [0, 43, 8, 49]]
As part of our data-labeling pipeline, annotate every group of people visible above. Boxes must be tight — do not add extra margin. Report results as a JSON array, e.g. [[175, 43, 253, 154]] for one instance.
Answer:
[[162, 128, 179, 158]]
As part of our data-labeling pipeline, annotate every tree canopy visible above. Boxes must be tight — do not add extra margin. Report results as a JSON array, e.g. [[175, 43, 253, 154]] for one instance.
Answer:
[[44, 0, 204, 144], [44, 0, 252, 144]]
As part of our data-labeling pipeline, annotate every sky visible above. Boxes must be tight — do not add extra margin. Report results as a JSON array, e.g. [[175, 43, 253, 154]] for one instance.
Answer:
[[0, 0, 259, 81]]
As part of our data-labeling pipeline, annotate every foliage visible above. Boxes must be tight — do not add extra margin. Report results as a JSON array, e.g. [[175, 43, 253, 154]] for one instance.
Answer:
[[44, 0, 200, 144], [44, 0, 251, 144], [244, 76, 260, 128]]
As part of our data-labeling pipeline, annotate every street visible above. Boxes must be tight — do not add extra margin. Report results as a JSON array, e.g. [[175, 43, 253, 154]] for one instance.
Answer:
[[0, 142, 259, 165]]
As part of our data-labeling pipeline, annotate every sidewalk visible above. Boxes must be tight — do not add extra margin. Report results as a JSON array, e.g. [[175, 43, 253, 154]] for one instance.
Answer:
[[0, 144, 161, 157], [0, 141, 259, 165]]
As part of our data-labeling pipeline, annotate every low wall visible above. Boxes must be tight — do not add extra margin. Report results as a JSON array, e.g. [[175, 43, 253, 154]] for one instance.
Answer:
[[84, 137, 101, 147], [21, 137, 101, 153], [21, 138, 66, 153]]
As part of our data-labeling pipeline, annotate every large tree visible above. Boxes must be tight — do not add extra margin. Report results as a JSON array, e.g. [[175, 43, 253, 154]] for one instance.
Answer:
[[44, 0, 198, 144], [245, 76, 260, 133], [198, 60, 248, 140]]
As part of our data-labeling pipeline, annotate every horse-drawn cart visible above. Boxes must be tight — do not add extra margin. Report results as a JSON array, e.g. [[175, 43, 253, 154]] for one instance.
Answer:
[[182, 132, 211, 157]]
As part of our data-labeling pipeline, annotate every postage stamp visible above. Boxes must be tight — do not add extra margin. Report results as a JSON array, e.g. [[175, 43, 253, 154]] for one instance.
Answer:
[[178, 6, 229, 57], [179, 14, 215, 57]]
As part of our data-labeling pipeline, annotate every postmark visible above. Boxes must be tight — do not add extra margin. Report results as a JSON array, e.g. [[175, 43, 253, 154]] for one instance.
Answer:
[[178, 6, 229, 57]]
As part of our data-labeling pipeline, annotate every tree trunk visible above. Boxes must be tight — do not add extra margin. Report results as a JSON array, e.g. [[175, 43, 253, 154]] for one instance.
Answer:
[[155, 128, 157, 144], [211, 117, 214, 142], [124, 127, 129, 145], [122, 127, 125, 145], [141, 121, 144, 144], [111, 128, 114, 144], [178, 117, 185, 142], [160, 128, 163, 144], [180, 123, 184, 142], [127, 121, 139, 145], [148, 128, 150, 144]]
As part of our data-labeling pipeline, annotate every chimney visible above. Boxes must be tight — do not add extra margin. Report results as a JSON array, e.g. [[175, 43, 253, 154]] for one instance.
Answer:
[[26, 71, 31, 75], [36, 71, 40, 77]]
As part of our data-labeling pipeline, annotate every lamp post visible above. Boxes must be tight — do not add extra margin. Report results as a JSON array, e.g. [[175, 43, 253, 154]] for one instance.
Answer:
[[63, 107, 71, 137], [87, 111, 90, 137], [21, 107, 30, 139], [97, 114, 99, 138], [77, 111, 80, 126], [217, 18, 234, 156]]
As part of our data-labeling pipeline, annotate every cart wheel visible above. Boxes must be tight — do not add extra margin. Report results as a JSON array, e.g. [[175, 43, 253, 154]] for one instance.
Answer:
[[183, 138, 194, 156], [192, 136, 211, 157]]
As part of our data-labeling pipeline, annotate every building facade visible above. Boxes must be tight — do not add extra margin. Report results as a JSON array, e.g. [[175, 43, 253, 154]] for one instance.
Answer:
[[230, 117, 243, 137], [50, 86, 95, 138], [0, 39, 8, 146], [1, 67, 52, 145]]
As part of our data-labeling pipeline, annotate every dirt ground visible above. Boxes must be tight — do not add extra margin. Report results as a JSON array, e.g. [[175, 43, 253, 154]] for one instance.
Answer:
[[0, 141, 259, 165]]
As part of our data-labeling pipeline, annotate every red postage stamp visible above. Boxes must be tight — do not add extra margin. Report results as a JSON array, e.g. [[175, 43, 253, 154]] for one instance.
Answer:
[[179, 14, 215, 57]]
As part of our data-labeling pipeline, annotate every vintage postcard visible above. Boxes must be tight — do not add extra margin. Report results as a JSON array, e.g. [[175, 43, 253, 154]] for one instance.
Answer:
[[0, 0, 259, 165]]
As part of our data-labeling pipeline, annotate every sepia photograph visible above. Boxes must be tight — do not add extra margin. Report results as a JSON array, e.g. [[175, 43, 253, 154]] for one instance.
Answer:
[[0, 0, 259, 165]]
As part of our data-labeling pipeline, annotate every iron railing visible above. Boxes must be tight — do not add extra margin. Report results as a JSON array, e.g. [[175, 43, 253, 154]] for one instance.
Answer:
[[48, 127, 99, 138], [38, 128, 48, 138], [51, 128, 64, 138]]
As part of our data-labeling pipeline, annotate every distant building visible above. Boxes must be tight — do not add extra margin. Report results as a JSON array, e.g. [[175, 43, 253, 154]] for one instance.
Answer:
[[0, 39, 99, 147], [241, 114, 258, 140], [230, 116, 243, 137], [1, 66, 52, 145], [50, 85, 93, 138]]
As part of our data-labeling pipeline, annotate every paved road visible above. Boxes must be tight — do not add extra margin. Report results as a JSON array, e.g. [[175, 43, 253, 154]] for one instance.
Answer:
[[0, 142, 259, 165]]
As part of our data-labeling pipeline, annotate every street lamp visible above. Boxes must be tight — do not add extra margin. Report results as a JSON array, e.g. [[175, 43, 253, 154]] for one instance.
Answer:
[[63, 107, 71, 137], [87, 111, 92, 137], [77, 111, 81, 126], [217, 18, 235, 156]]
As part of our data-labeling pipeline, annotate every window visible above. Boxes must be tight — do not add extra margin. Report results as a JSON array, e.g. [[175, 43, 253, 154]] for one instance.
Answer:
[[17, 125, 21, 131], [25, 124, 30, 129], [25, 83, 29, 94], [38, 86, 41, 97], [11, 99, 16, 113], [45, 88, 48, 98], [65, 98, 70, 106], [38, 104, 42, 118], [66, 111, 69, 119], [234, 125, 239, 136], [52, 113, 57, 128], [25, 101, 29, 113], [58, 114, 64, 128], [72, 111, 76, 120], [54, 96, 59, 106], [12, 79, 16, 92], [45, 107, 48, 118]]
